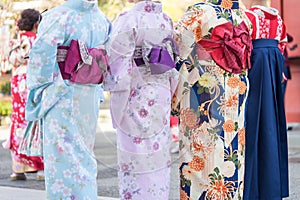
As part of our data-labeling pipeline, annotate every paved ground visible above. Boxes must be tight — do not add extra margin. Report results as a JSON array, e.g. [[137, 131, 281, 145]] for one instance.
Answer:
[[0, 109, 300, 199]]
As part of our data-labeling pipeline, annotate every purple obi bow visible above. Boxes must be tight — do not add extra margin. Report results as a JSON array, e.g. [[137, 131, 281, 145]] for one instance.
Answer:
[[57, 40, 109, 84], [134, 37, 178, 75]]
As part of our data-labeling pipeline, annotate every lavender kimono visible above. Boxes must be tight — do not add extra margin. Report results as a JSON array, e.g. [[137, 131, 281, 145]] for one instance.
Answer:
[[105, 1, 179, 199], [25, 0, 111, 199]]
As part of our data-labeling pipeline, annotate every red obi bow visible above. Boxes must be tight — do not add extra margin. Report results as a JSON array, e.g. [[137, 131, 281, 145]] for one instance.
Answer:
[[198, 21, 252, 74]]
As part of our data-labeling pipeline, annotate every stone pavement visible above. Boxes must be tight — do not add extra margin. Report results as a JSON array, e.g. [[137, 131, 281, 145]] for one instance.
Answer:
[[0, 186, 118, 200], [0, 109, 300, 199]]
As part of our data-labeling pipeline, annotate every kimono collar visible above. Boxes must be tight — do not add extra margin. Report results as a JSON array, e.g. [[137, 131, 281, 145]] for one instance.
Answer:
[[206, 0, 239, 9], [20, 31, 36, 40], [251, 5, 279, 16], [133, 1, 162, 13], [64, 0, 98, 11]]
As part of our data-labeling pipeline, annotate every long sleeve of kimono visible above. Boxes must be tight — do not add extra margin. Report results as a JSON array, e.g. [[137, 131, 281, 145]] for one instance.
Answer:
[[174, 8, 200, 60], [278, 16, 287, 54], [105, 14, 136, 92], [172, 7, 203, 109], [25, 9, 69, 121]]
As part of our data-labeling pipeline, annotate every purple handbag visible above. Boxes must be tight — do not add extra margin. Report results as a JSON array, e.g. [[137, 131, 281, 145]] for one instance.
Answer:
[[57, 40, 108, 84]]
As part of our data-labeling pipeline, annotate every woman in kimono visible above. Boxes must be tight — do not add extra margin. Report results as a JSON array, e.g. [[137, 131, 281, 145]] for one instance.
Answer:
[[105, 0, 179, 199], [174, 0, 252, 199], [242, 0, 289, 199], [5, 8, 44, 181], [25, 0, 111, 199]]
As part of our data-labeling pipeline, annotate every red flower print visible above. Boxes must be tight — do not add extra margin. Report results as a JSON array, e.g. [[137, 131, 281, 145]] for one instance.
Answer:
[[138, 108, 148, 118], [121, 163, 129, 172], [148, 99, 155, 106], [144, 4, 152, 12], [133, 137, 142, 144], [124, 192, 132, 200], [130, 89, 137, 98], [153, 142, 159, 151]]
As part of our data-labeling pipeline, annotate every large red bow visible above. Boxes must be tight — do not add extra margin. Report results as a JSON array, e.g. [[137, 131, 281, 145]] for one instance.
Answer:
[[198, 21, 252, 74]]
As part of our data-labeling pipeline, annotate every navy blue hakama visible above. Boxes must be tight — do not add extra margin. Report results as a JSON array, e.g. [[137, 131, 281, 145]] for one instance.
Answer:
[[243, 39, 289, 200]]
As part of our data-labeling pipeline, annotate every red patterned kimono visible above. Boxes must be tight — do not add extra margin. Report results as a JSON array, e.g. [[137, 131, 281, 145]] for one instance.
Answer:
[[7, 31, 44, 173], [243, 6, 289, 200]]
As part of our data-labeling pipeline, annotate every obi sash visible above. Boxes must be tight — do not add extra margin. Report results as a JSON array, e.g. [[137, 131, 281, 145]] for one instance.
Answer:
[[133, 37, 178, 75], [198, 21, 252, 74], [57, 39, 109, 84]]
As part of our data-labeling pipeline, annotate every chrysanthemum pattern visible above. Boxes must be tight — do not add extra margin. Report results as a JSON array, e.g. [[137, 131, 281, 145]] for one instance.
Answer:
[[175, 1, 251, 199]]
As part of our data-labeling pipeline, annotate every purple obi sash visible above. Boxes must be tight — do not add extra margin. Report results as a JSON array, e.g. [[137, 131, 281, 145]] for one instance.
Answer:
[[134, 37, 178, 75], [57, 39, 109, 84]]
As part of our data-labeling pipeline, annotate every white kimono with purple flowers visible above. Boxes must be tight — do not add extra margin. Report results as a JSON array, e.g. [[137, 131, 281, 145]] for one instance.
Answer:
[[105, 1, 179, 199]]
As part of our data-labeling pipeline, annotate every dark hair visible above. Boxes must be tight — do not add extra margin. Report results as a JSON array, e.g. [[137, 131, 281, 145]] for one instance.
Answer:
[[17, 9, 41, 31]]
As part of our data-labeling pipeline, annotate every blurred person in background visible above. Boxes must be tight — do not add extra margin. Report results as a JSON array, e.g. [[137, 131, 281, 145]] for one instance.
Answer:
[[3, 8, 44, 181], [282, 33, 297, 130], [282, 33, 294, 98], [170, 115, 179, 154]]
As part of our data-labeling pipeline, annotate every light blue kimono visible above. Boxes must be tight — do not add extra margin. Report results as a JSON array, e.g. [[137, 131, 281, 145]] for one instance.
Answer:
[[25, 0, 111, 199]]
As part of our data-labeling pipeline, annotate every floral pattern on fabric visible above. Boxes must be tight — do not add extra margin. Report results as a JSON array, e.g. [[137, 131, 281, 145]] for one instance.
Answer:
[[174, 1, 251, 199], [245, 5, 287, 52], [26, 0, 111, 199], [105, 1, 179, 199], [9, 73, 44, 173]]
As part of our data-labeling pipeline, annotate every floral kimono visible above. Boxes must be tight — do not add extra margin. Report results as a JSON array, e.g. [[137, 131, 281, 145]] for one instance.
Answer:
[[244, 6, 289, 200], [4, 31, 44, 174], [105, 1, 179, 199], [25, 0, 111, 199], [174, 0, 252, 199]]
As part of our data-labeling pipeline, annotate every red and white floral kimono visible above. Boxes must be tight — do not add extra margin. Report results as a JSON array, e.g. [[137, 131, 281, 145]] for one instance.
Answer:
[[5, 31, 44, 173]]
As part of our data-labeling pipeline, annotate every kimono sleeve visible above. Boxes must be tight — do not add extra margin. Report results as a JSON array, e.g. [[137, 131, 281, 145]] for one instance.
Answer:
[[25, 9, 69, 121], [277, 15, 287, 54], [105, 13, 136, 92], [27, 9, 66, 90], [174, 6, 203, 60], [103, 17, 112, 55], [245, 10, 259, 40]]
